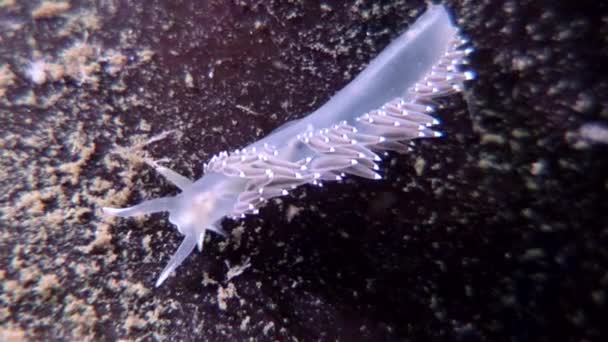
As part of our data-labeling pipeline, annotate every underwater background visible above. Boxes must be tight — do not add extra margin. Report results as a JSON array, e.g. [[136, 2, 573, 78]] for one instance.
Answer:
[[0, 0, 606, 340]]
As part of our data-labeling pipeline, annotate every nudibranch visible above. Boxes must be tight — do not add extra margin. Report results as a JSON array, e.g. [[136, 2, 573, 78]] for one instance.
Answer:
[[103, 4, 474, 287]]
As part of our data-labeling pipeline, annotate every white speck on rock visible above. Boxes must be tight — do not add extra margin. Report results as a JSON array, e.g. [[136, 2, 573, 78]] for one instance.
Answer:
[[239, 316, 250, 331], [262, 321, 275, 335], [285, 204, 303, 223], [26, 60, 47, 85]]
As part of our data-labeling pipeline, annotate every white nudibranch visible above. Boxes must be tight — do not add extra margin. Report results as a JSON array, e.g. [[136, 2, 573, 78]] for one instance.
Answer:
[[102, 4, 475, 287]]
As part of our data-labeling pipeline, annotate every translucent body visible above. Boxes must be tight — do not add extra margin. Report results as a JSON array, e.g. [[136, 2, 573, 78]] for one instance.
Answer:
[[103, 4, 469, 287], [251, 4, 457, 161]]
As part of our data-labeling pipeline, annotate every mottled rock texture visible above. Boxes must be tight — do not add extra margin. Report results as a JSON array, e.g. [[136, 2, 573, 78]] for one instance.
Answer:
[[1, 0, 606, 340]]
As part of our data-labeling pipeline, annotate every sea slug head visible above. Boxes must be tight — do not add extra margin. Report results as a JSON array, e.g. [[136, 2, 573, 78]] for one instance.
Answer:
[[148, 182, 235, 287], [147, 187, 226, 287], [168, 189, 228, 240], [103, 173, 237, 287]]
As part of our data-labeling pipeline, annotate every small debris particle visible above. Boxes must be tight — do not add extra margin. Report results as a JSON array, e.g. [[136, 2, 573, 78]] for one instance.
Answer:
[[591, 290, 605, 306], [104, 50, 127, 75], [32, 1, 70, 19], [137, 49, 155, 63], [480, 133, 506, 145], [0, 327, 26, 341], [62, 41, 99, 85], [0, 0, 17, 9], [225, 258, 251, 281], [240, 315, 250, 331], [262, 321, 275, 335], [79, 223, 112, 253], [320, 3, 333, 12], [26, 60, 47, 84], [36, 274, 60, 299], [253, 20, 265, 31], [57, 141, 96, 185], [45, 62, 65, 81], [0, 64, 16, 96], [123, 313, 147, 333], [63, 295, 98, 335], [414, 157, 426, 176], [142, 235, 152, 252], [202, 272, 218, 286], [530, 160, 546, 176], [286, 204, 303, 223], [139, 119, 151, 132], [184, 71, 194, 88], [520, 248, 545, 261], [235, 104, 261, 116], [579, 122, 608, 144], [217, 282, 238, 311], [231, 223, 246, 249]]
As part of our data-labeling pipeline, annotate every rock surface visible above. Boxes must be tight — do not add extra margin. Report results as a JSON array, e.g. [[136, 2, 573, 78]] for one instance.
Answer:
[[1, 0, 606, 340]]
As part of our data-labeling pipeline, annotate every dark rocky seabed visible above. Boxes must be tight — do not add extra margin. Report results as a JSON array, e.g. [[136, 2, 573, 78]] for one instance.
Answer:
[[0, 0, 606, 340]]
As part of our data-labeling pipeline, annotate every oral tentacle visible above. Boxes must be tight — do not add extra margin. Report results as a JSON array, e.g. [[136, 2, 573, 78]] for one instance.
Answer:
[[102, 196, 175, 217], [155, 234, 198, 287]]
